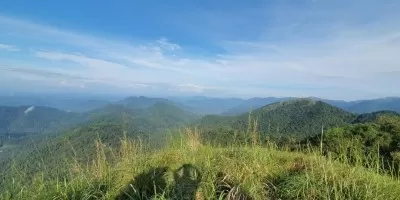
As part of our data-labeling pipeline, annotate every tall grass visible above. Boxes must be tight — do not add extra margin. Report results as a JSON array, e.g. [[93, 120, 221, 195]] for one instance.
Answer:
[[1, 128, 400, 199]]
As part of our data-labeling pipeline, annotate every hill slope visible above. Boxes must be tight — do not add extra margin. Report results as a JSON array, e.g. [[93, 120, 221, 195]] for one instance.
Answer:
[[222, 97, 292, 115], [0, 96, 110, 112], [0, 105, 82, 136], [1, 102, 199, 174], [198, 99, 356, 139], [352, 110, 400, 123], [116, 96, 175, 110]]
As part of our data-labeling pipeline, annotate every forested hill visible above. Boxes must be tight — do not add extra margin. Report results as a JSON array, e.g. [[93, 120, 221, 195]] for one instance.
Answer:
[[242, 99, 356, 136], [117, 96, 175, 109], [87, 102, 199, 131], [0, 105, 82, 136], [0, 102, 199, 174], [221, 97, 292, 115], [352, 110, 400, 123], [198, 99, 356, 139]]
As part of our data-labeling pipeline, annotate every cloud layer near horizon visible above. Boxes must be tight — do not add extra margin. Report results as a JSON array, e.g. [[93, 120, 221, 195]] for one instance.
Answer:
[[0, 0, 399, 100]]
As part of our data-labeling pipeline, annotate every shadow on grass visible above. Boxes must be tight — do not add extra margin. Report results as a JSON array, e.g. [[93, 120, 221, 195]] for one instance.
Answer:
[[115, 167, 169, 200], [214, 172, 253, 200], [115, 164, 202, 200], [172, 164, 202, 199], [264, 157, 307, 199]]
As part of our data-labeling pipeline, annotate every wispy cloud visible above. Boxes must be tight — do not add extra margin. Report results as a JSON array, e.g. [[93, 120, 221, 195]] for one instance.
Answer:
[[0, 0, 400, 100], [0, 43, 20, 51]]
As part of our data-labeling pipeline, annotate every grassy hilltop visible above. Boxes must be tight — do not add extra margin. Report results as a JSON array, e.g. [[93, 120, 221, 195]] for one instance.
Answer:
[[1, 126, 400, 200]]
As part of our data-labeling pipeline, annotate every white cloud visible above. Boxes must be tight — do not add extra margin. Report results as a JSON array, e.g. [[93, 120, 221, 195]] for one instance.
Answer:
[[156, 37, 181, 51], [0, 44, 20, 51], [1, 3, 400, 100], [24, 106, 35, 114], [35, 51, 128, 70]]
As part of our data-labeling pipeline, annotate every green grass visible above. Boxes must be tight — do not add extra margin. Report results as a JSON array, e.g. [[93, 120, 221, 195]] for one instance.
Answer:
[[1, 128, 400, 200]]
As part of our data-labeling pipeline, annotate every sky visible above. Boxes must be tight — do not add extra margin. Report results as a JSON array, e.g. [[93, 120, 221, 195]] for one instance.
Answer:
[[0, 0, 399, 100]]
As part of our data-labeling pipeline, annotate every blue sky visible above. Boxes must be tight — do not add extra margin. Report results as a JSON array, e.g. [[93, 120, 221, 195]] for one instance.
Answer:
[[0, 0, 399, 100]]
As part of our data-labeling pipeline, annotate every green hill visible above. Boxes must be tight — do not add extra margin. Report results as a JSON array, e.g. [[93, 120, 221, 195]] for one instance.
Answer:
[[0, 105, 83, 136], [88, 102, 198, 132], [0, 102, 199, 174], [221, 97, 292, 115], [117, 96, 175, 110], [352, 110, 400, 123], [0, 96, 110, 112], [198, 99, 356, 141], [9, 116, 146, 177]]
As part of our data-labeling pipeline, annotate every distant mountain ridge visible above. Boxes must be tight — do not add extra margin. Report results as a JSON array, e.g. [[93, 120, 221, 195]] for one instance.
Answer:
[[170, 96, 244, 115], [352, 110, 400, 123], [0, 105, 83, 136], [0, 96, 110, 112], [216, 97, 400, 115], [221, 97, 293, 115], [1, 95, 400, 116], [0, 99, 199, 140], [342, 97, 400, 113], [117, 96, 176, 109]]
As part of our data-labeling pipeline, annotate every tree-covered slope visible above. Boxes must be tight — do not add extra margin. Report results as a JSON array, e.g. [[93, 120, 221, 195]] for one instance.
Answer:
[[5, 116, 145, 177], [222, 97, 292, 115], [0, 105, 83, 136], [198, 99, 356, 139], [116, 96, 175, 110], [243, 99, 356, 136], [352, 110, 400, 123], [0, 96, 110, 112], [1, 102, 199, 174], [88, 102, 198, 132], [135, 102, 199, 129]]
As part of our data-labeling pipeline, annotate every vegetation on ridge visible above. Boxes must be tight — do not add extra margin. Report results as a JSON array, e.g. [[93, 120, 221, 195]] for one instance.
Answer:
[[1, 127, 400, 200], [197, 99, 356, 145]]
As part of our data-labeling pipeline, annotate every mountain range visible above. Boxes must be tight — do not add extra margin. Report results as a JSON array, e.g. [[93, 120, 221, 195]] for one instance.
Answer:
[[1, 95, 400, 176], [2, 95, 400, 116]]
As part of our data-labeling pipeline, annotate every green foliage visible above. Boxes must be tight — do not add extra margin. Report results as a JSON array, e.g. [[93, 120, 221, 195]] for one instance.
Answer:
[[116, 96, 175, 110], [197, 99, 356, 145], [241, 99, 355, 137], [0, 102, 199, 178], [0, 105, 84, 136], [353, 110, 400, 123], [2, 130, 400, 200], [222, 97, 292, 115], [305, 115, 400, 173]]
